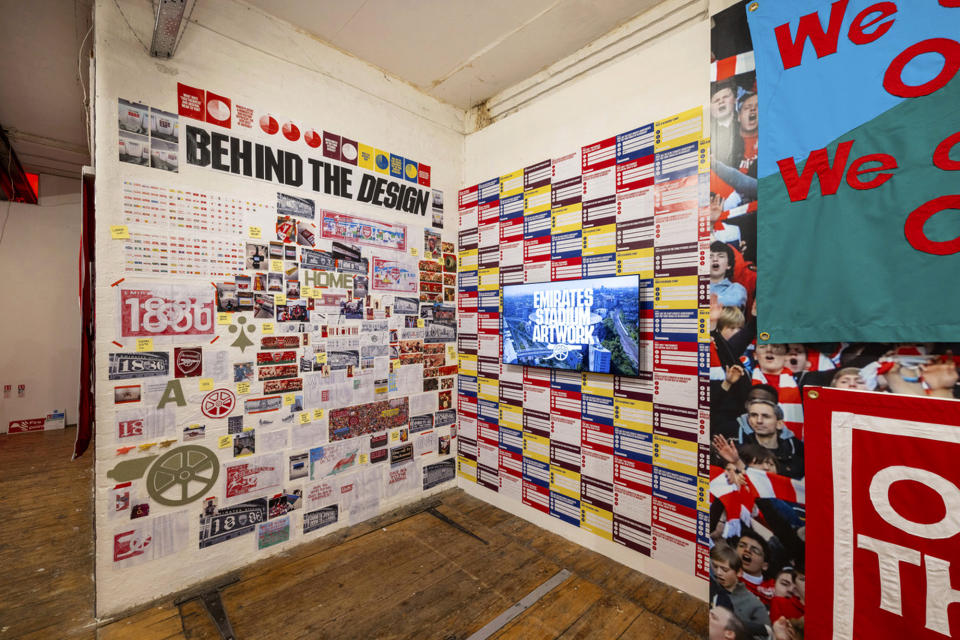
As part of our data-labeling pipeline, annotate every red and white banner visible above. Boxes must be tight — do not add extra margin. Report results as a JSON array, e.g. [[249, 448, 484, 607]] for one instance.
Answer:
[[118, 283, 215, 338], [805, 388, 960, 639]]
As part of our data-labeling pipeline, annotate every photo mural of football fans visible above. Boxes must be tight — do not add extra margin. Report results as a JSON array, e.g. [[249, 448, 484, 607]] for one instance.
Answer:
[[708, 4, 960, 639]]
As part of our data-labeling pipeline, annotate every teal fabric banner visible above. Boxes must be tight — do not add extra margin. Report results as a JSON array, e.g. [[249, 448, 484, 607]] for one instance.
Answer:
[[747, 1, 960, 342]]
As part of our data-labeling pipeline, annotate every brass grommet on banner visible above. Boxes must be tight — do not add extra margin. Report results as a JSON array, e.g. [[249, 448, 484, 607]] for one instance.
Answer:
[[808, 390, 820, 400], [759, 331, 771, 341], [748, 1, 759, 11]]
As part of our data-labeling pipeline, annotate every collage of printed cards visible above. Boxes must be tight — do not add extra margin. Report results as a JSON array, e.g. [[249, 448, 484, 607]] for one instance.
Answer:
[[107, 83, 458, 565], [455, 104, 712, 578]]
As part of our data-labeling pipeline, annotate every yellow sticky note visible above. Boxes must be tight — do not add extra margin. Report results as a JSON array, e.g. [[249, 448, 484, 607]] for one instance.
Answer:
[[270, 259, 283, 272], [312, 408, 324, 420], [283, 393, 295, 406], [249, 226, 262, 239], [390, 430, 400, 442], [217, 312, 231, 325], [236, 381, 250, 395], [417, 318, 425, 328], [110, 225, 130, 239], [410, 247, 419, 256], [217, 435, 232, 449], [446, 345, 457, 360], [198, 378, 214, 391], [261, 322, 275, 335], [298, 412, 310, 424], [359, 453, 369, 464], [135, 338, 153, 352], [275, 294, 287, 306], [301, 286, 314, 298], [315, 352, 327, 364]]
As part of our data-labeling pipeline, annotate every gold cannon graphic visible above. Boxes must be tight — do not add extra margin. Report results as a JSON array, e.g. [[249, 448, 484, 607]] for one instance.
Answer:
[[107, 445, 219, 507]]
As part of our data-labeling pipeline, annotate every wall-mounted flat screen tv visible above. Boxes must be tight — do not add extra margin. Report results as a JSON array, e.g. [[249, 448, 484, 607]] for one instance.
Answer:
[[501, 274, 641, 377]]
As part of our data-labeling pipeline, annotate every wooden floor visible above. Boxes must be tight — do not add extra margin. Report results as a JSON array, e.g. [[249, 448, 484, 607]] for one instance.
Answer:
[[0, 428, 96, 639], [1, 429, 707, 639]]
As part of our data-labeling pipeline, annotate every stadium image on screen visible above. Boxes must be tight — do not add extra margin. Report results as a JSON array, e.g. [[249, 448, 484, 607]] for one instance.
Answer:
[[501, 275, 640, 376]]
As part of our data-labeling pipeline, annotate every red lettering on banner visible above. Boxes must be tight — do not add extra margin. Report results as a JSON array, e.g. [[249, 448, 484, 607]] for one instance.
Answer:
[[941, 0, 960, 7], [883, 38, 960, 98], [846, 153, 898, 190], [848, 3, 898, 45], [774, 0, 849, 70], [777, 140, 854, 201], [933, 131, 960, 171], [903, 195, 960, 255]]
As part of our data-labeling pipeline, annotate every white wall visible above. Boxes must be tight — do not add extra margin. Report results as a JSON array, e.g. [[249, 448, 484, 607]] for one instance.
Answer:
[[461, 11, 710, 601], [466, 18, 708, 183], [93, 0, 464, 617], [0, 175, 81, 433]]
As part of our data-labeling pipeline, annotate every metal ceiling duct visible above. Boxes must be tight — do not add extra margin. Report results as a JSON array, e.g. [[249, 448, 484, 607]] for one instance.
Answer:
[[150, 0, 191, 58]]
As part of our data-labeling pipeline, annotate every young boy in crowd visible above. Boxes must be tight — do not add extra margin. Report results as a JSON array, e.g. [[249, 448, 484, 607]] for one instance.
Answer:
[[711, 543, 771, 638], [711, 306, 746, 382], [710, 241, 748, 309], [735, 529, 777, 607], [831, 366, 870, 390]]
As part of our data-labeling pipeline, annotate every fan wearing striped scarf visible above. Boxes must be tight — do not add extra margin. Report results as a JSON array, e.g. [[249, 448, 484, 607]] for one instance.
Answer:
[[751, 343, 804, 440], [737, 398, 804, 479]]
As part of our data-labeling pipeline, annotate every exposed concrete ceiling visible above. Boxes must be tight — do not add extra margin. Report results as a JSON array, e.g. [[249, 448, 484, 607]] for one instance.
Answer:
[[244, 0, 662, 110], [0, 0, 663, 181], [0, 0, 93, 181]]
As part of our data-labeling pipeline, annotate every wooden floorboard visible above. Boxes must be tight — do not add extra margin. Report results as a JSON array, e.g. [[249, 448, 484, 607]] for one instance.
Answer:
[[0, 428, 94, 639], [0, 429, 707, 639]]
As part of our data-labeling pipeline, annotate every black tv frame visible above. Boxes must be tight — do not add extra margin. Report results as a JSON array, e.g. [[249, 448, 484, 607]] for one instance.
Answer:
[[499, 273, 642, 378]]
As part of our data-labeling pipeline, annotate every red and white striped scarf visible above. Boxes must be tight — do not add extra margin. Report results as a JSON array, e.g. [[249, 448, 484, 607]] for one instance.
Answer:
[[710, 341, 726, 381], [751, 367, 804, 440], [710, 466, 805, 537], [805, 348, 837, 372]]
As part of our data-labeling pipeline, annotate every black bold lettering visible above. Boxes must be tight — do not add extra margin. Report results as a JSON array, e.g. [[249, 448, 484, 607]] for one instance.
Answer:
[[264, 146, 283, 183], [383, 181, 400, 208], [372, 177, 386, 206], [211, 132, 230, 172], [185, 125, 210, 167], [308, 159, 324, 192], [324, 163, 340, 197], [230, 137, 252, 176], [284, 152, 303, 187], [356, 174, 377, 203]]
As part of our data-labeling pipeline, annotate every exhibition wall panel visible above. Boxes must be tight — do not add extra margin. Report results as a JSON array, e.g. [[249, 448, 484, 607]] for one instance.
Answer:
[[461, 12, 710, 600], [92, 0, 463, 616]]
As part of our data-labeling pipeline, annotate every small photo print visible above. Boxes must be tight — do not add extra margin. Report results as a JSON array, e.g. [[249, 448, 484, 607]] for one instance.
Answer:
[[149, 108, 179, 143], [119, 131, 149, 166], [234, 362, 254, 383], [118, 98, 148, 134], [267, 273, 284, 292], [277, 192, 315, 220], [234, 431, 255, 457], [114, 385, 141, 404], [246, 243, 268, 270], [254, 294, 275, 319], [150, 139, 178, 172], [216, 283, 238, 312], [183, 424, 206, 441]]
